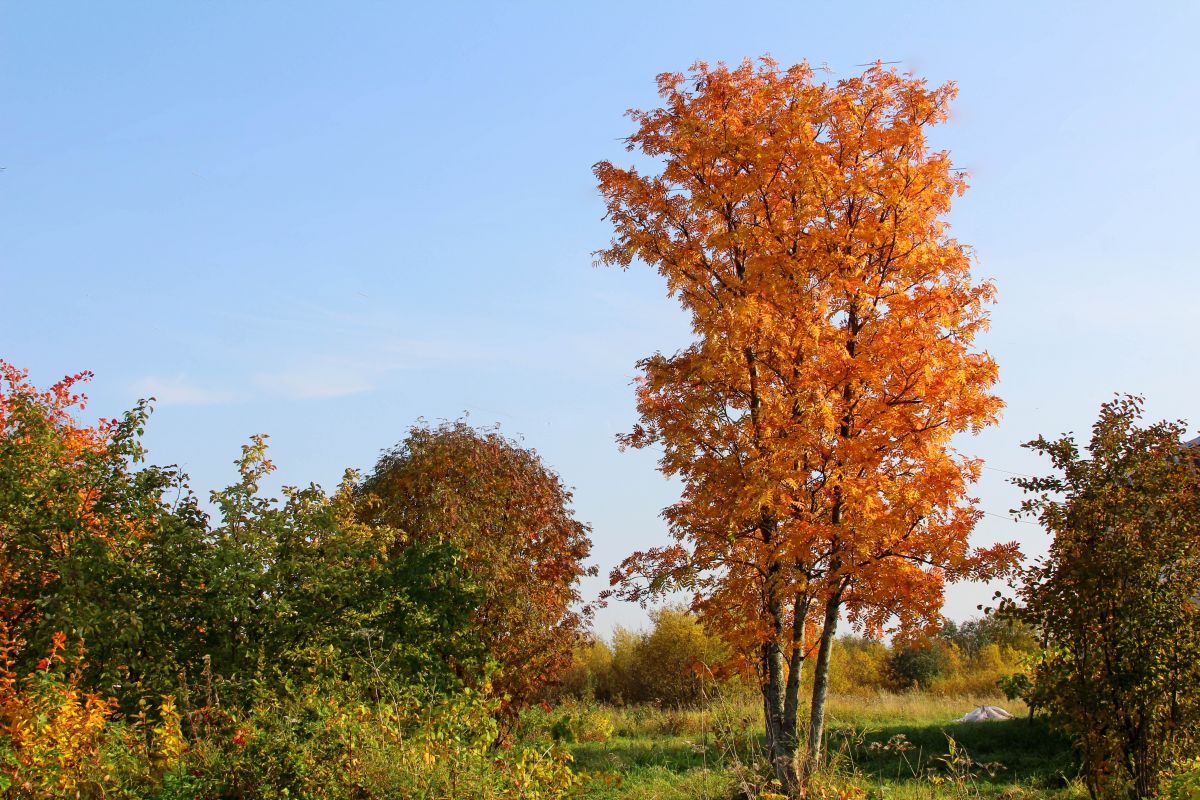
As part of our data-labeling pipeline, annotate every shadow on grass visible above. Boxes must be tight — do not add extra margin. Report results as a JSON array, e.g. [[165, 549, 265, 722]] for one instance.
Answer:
[[835, 718, 1076, 790], [574, 718, 1075, 788], [572, 735, 713, 774]]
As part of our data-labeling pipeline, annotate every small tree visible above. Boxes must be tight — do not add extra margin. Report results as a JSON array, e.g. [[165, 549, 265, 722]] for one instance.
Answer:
[[1004, 396, 1200, 799], [629, 607, 728, 707], [887, 638, 952, 691], [358, 421, 596, 714]]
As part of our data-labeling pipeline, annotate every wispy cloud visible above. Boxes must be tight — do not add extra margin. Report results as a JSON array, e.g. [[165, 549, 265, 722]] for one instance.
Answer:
[[254, 362, 374, 399], [129, 375, 240, 407], [251, 335, 515, 401], [133, 324, 650, 407]]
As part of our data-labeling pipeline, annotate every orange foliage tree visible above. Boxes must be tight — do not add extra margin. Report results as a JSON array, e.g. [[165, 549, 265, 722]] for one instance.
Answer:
[[0, 360, 207, 699], [358, 421, 596, 716], [595, 58, 1019, 792], [0, 361, 115, 633]]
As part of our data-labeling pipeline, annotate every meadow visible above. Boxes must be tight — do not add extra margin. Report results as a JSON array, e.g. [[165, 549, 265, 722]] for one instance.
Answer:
[[537, 692, 1078, 800]]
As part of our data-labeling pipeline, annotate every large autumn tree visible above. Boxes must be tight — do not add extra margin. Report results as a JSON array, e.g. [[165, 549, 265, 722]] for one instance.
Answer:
[[357, 421, 596, 714], [596, 58, 1018, 792]]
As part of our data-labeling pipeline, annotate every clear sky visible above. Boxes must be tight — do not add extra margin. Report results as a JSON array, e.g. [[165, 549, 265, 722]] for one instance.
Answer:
[[3, 1, 1198, 635]]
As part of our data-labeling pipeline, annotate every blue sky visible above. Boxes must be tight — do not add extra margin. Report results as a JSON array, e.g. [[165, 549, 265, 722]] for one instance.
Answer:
[[3, 1, 1198, 635]]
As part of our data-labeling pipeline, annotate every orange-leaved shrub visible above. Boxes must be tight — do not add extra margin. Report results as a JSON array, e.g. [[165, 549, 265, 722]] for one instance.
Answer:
[[0, 627, 118, 798]]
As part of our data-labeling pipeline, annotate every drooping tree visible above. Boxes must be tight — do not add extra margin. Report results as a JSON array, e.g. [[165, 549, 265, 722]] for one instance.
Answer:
[[358, 421, 596, 714], [596, 58, 1018, 791], [1003, 396, 1200, 800]]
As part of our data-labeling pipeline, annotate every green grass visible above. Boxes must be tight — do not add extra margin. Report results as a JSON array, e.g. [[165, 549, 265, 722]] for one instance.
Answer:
[[555, 692, 1083, 799], [834, 719, 1077, 797], [571, 735, 722, 798], [823, 695, 1078, 796]]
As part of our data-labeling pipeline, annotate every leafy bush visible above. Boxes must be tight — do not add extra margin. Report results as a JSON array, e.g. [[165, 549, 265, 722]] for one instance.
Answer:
[[541, 701, 614, 745], [357, 420, 597, 715], [822, 621, 1036, 699], [179, 685, 552, 798], [1002, 397, 1200, 798], [560, 608, 728, 707], [827, 638, 889, 696], [0, 362, 589, 798], [0, 630, 120, 798], [171, 682, 583, 799], [0, 363, 490, 714], [557, 640, 613, 702], [1, 630, 583, 799], [1165, 757, 1200, 800], [887, 641, 954, 691]]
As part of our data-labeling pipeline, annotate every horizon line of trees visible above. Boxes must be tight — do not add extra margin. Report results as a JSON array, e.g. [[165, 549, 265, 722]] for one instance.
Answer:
[[560, 607, 1039, 709]]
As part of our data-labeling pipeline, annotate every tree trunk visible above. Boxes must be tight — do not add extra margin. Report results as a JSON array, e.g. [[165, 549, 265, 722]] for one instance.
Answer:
[[760, 513, 801, 795], [782, 592, 810, 762], [802, 590, 842, 781], [762, 639, 797, 793]]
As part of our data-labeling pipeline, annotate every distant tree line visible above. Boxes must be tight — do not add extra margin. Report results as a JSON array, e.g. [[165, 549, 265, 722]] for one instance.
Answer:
[[559, 607, 1039, 708]]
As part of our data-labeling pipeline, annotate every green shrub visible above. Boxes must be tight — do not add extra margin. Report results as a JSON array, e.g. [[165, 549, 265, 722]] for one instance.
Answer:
[[154, 683, 582, 799], [560, 607, 728, 707], [887, 642, 953, 691], [1165, 758, 1200, 800]]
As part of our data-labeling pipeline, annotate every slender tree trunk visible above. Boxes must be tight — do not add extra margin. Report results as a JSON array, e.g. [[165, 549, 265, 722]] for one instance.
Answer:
[[802, 589, 842, 781], [759, 513, 801, 795], [782, 592, 810, 754], [763, 639, 795, 790]]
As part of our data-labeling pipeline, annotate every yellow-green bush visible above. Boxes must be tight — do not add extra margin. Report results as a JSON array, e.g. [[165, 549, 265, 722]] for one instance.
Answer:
[[0, 629, 583, 800], [928, 644, 1028, 697], [1165, 757, 1200, 800], [184, 686, 581, 800], [559, 640, 614, 701], [0, 632, 122, 798], [801, 619, 1038, 700], [565, 613, 1037, 708], [560, 608, 729, 708], [827, 638, 889, 696]]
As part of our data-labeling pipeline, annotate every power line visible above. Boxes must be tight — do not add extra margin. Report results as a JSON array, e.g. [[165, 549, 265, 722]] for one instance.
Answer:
[[983, 510, 1041, 526], [981, 465, 1038, 479]]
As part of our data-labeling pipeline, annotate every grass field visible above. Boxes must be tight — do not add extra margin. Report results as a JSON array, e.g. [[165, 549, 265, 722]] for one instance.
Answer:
[[554, 691, 1081, 799]]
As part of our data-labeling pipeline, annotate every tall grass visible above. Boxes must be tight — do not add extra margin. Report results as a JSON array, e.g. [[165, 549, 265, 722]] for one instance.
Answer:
[[538, 688, 1075, 800]]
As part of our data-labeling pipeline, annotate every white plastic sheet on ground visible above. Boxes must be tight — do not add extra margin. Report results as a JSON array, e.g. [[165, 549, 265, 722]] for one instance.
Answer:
[[954, 705, 1015, 722]]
